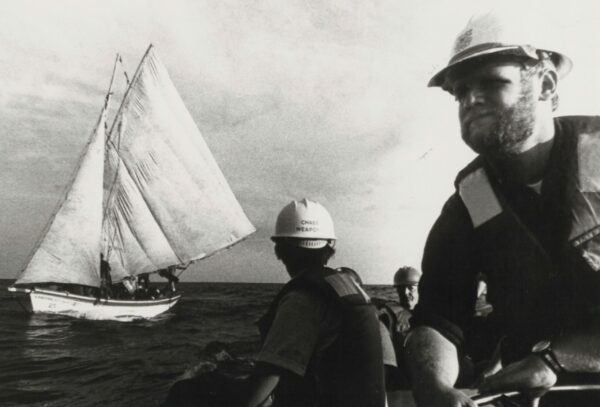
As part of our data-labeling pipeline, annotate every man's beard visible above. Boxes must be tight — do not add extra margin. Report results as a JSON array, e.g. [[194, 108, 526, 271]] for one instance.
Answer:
[[400, 295, 417, 310], [461, 83, 537, 157]]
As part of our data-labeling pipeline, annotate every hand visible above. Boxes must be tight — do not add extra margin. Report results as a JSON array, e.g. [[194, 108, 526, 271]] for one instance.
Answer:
[[414, 383, 476, 407], [479, 354, 557, 396]]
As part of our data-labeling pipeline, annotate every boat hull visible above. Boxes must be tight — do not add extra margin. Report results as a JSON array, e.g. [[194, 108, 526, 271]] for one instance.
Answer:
[[9, 287, 181, 321]]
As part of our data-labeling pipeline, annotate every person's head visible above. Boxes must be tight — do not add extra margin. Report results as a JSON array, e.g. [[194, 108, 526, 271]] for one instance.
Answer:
[[393, 266, 421, 310], [271, 199, 336, 276], [429, 11, 571, 159]]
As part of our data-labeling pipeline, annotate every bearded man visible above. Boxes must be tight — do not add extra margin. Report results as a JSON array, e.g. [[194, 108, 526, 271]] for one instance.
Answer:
[[404, 12, 600, 407]]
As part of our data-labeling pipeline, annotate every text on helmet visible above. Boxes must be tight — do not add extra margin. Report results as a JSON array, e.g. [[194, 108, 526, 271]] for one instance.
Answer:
[[296, 226, 320, 232]]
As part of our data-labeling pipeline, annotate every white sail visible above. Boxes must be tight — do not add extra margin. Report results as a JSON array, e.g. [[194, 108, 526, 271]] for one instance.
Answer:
[[103, 46, 255, 281], [15, 111, 107, 287]]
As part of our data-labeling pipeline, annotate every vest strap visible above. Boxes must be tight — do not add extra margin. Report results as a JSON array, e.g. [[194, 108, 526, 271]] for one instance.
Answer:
[[324, 274, 371, 302], [458, 167, 503, 228]]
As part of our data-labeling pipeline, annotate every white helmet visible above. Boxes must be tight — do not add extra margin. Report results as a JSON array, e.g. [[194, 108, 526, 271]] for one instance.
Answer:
[[272, 198, 336, 249], [429, 10, 572, 90], [393, 266, 422, 286]]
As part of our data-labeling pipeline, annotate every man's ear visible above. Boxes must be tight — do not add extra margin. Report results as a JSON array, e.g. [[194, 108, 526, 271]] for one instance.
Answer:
[[539, 68, 558, 102]]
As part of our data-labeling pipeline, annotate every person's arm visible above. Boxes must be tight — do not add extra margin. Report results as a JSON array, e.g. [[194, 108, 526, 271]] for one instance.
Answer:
[[248, 291, 324, 405], [405, 196, 479, 406], [405, 327, 476, 407], [553, 328, 600, 372], [245, 373, 279, 407], [481, 327, 600, 394]]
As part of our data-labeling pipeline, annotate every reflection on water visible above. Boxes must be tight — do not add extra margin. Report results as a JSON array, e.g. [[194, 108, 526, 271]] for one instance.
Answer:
[[23, 314, 74, 361]]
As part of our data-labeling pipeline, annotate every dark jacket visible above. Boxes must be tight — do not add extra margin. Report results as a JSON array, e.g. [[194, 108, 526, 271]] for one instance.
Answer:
[[258, 267, 385, 407], [413, 116, 600, 364]]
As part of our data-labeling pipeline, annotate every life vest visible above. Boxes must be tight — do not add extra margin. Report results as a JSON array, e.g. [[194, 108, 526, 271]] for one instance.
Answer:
[[371, 298, 411, 343], [370, 298, 414, 390], [258, 266, 385, 407], [455, 115, 600, 355]]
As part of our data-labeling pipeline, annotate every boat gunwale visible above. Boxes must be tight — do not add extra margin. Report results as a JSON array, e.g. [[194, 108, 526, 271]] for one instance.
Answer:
[[30, 287, 181, 306]]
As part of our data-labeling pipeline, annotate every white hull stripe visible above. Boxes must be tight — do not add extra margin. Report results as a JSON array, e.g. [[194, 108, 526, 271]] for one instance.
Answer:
[[33, 288, 180, 306]]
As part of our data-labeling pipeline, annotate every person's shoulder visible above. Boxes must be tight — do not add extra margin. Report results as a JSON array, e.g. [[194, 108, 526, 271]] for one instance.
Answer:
[[429, 155, 486, 220], [276, 284, 342, 327], [454, 155, 486, 188], [279, 284, 327, 307], [433, 191, 470, 228], [425, 187, 474, 249]]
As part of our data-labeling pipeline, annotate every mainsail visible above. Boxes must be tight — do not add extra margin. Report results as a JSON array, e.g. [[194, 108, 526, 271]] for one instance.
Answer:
[[15, 45, 255, 287], [102, 45, 255, 282]]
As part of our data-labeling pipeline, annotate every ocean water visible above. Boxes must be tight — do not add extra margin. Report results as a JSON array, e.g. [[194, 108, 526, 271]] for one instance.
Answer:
[[0, 279, 396, 407]]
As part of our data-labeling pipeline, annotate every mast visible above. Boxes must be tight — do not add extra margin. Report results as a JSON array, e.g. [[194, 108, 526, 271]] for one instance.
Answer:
[[104, 54, 119, 111], [101, 53, 124, 260]]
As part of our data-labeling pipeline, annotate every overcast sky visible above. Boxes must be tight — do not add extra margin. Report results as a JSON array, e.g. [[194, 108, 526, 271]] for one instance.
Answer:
[[2, 0, 600, 284]]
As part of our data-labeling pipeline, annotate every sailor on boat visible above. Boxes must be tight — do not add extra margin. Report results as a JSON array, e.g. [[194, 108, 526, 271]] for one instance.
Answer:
[[404, 10, 600, 407], [245, 198, 385, 407], [158, 265, 182, 293], [371, 266, 421, 396], [376, 266, 421, 343], [99, 253, 112, 299], [121, 275, 138, 297]]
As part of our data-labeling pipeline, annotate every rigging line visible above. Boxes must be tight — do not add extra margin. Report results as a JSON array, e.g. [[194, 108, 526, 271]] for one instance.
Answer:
[[101, 54, 121, 235], [105, 54, 120, 110], [118, 55, 130, 87], [103, 125, 123, 223]]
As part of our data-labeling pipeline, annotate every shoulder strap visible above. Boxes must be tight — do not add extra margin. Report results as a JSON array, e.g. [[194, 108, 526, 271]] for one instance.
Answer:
[[323, 272, 371, 304], [293, 267, 371, 305], [457, 165, 557, 274], [458, 167, 503, 228]]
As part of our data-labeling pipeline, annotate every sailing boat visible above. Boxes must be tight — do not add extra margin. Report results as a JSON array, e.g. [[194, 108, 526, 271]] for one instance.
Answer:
[[8, 45, 256, 321]]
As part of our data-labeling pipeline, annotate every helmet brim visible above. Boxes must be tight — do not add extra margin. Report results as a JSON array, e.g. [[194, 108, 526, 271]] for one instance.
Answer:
[[271, 236, 335, 249], [428, 44, 572, 90]]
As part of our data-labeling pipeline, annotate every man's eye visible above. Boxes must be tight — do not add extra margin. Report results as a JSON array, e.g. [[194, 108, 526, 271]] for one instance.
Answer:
[[482, 79, 505, 88], [453, 85, 467, 101]]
